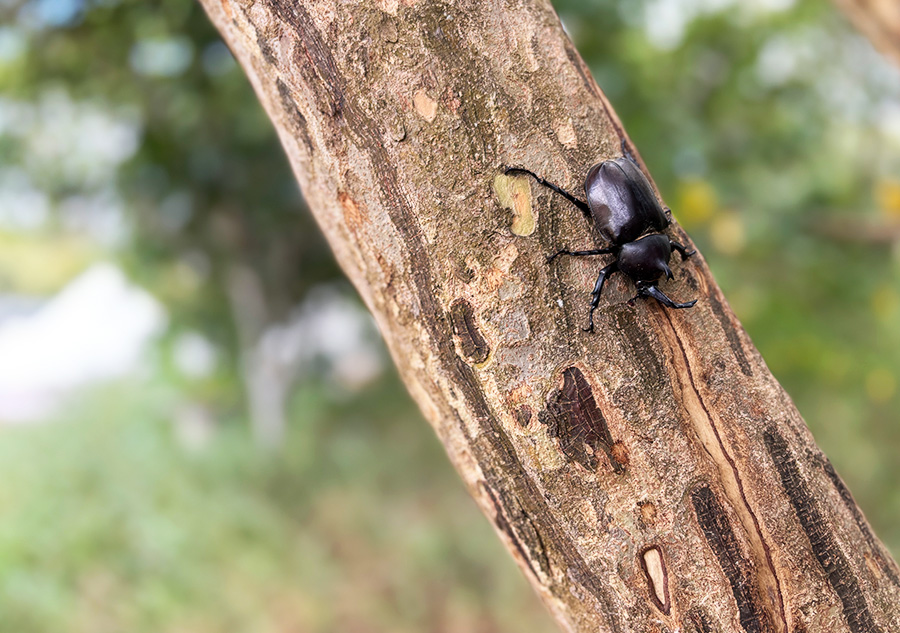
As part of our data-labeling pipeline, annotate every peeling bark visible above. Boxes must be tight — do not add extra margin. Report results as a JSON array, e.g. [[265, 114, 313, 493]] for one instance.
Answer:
[[198, 1, 900, 631]]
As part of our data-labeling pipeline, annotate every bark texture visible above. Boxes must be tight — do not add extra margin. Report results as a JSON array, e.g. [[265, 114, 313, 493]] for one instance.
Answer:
[[834, 0, 900, 68], [198, 1, 900, 631]]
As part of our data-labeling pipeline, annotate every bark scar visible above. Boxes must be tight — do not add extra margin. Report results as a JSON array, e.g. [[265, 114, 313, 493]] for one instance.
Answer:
[[449, 298, 490, 364], [543, 366, 626, 474], [640, 546, 671, 614], [817, 454, 900, 588]]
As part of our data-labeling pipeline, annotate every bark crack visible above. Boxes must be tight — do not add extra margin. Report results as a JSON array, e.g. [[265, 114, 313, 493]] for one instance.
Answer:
[[659, 310, 787, 633]]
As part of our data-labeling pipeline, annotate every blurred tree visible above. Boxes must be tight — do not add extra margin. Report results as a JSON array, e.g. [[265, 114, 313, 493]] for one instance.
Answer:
[[0, 0, 342, 443]]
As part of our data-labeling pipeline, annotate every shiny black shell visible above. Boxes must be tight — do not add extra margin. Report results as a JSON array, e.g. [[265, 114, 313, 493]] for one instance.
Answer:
[[584, 157, 669, 245], [617, 234, 673, 282]]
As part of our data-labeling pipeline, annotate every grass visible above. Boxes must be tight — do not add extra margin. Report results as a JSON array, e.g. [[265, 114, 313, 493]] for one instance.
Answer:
[[0, 374, 556, 633]]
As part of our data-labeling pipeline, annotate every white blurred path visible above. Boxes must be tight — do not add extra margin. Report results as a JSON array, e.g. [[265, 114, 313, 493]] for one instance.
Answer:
[[0, 263, 166, 421]]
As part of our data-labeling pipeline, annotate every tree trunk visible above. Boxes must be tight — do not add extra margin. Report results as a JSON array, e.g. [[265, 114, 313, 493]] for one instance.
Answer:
[[834, 0, 900, 69], [198, 0, 900, 630], [226, 261, 302, 447]]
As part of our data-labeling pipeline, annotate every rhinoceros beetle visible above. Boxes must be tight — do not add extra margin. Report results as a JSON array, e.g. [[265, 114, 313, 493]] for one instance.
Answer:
[[506, 141, 697, 332]]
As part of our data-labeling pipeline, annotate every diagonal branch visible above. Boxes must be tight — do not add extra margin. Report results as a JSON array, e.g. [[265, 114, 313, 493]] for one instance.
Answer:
[[198, 1, 900, 631]]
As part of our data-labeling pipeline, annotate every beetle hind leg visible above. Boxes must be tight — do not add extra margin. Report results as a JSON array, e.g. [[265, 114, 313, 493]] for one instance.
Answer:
[[634, 283, 697, 309], [503, 167, 591, 219]]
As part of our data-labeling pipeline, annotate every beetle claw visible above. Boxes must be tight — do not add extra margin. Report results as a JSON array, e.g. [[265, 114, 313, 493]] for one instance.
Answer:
[[670, 240, 696, 261], [640, 284, 697, 309]]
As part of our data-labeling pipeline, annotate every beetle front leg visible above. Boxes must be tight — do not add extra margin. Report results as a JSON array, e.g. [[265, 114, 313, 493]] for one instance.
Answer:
[[635, 283, 697, 309], [670, 240, 696, 261], [583, 261, 619, 333]]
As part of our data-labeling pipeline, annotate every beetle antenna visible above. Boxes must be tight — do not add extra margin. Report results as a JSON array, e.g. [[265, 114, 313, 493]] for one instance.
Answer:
[[621, 138, 639, 165]]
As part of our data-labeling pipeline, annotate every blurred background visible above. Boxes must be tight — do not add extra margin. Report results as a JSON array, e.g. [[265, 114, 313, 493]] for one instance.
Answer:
[[0, 0, 898, 631]]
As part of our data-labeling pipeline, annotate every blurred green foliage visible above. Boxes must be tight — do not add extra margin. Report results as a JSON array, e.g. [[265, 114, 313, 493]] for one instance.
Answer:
[[1, 0, 338, 404], [1, 0, 900, 630], [0, 374, 554, 632]]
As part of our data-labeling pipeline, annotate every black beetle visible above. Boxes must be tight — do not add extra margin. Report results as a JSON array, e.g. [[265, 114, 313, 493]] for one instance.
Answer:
[[506, 141, 697, 332]]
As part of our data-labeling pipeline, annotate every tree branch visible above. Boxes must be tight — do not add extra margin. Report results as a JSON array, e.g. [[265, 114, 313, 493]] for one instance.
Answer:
[[198, 0, 900, 630], [834, 0, 900, 69]]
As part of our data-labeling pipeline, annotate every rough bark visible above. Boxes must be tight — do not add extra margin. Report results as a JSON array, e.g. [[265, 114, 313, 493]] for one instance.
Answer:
[[198, 1, 900, 631], [834, 0, 900, 68]]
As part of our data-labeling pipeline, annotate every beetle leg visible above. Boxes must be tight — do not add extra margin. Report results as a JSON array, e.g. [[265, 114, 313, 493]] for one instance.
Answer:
[[637, 283, 697, 309], [547, 247, 615, 263], [504, 167, 591, 219], [583, 262, 619, 333], [670, 240, 696, 260]]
